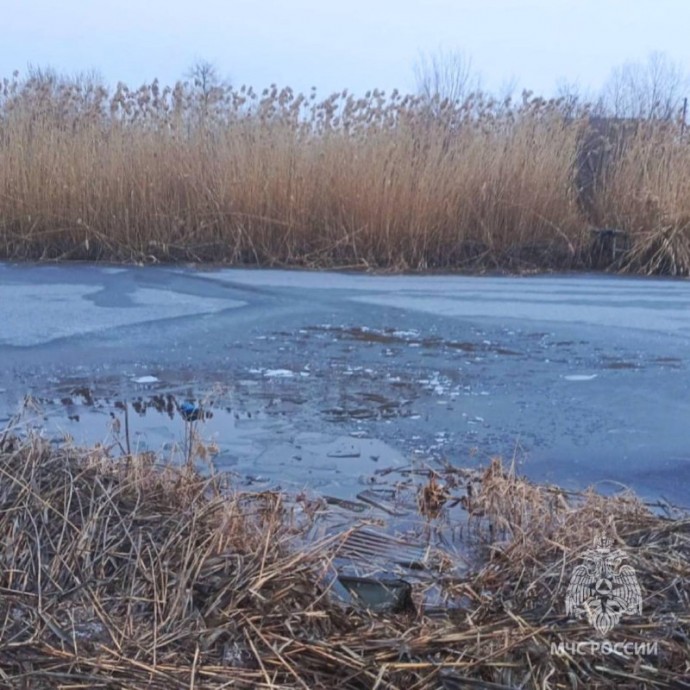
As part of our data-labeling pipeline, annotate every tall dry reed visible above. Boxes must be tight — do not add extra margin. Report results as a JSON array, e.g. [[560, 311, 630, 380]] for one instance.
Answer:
[[0, 71, 688, 273], [592, 120, 690, 275]]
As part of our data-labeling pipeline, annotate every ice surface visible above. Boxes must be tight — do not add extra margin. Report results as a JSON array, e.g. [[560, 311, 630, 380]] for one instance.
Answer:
[[0, 283, 243, 346]]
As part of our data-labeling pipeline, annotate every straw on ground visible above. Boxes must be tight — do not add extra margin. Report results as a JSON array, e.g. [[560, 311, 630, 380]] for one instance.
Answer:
[[0, 432, 688, 689]]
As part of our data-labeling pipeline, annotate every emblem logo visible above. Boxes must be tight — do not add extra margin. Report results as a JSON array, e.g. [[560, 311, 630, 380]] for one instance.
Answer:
[[565, 533, 642, 636]]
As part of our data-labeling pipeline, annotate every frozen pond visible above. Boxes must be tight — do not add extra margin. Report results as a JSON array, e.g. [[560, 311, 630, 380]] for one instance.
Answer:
[[1, 263, 689, 505]]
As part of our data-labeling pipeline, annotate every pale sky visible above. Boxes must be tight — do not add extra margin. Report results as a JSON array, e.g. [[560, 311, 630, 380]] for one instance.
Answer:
[[3, 0, 690, 98]]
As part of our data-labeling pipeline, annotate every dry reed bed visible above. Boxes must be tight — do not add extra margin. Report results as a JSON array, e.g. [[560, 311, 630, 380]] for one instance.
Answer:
[[1, 73, 690, 273], [0, 433, 688, 689]]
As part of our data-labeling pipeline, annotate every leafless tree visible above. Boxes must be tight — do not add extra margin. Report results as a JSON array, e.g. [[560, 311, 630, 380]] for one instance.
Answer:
[[185, 59, 228, 120], [554, 78, 593, 119], [599, 52, 689, 120], [414, 48, 480, 111], [187, 60, 220, 96]]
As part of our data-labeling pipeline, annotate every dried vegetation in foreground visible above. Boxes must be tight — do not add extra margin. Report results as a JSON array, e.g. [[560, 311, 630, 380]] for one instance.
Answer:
[[2, 71, 690, 274], [0, 432, 688, 689]]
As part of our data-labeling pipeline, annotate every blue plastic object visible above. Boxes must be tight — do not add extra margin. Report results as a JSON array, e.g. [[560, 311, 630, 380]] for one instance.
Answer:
[[179, 401, 202, 422]]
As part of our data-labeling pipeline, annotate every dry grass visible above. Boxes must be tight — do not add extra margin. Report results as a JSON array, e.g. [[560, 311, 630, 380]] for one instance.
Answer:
[[3, 71, 690, 273], [0, 431, 688, 689], [0, 72, 587, 271], [591, 121, 690, 275]]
